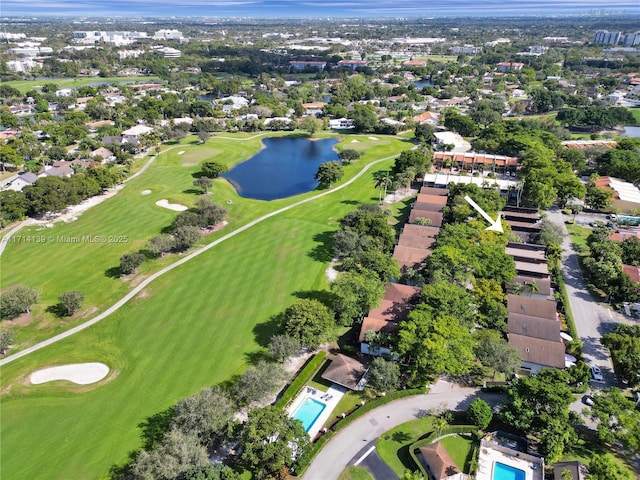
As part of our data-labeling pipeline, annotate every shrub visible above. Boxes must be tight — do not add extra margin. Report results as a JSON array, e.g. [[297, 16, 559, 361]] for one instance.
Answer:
[[0, 285, 39, 320], [120, 252, 145, 275], [57, 291, 85, 316]]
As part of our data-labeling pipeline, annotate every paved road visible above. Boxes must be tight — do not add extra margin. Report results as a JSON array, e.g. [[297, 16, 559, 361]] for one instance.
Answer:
[[547, 208, 635, 391], [303, 379, 503, 480], [0, 151, 401, 366]]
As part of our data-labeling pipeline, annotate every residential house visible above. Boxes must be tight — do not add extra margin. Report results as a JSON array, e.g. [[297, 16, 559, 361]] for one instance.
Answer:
[[320, 354, 368, 390], [507, 294, 565, 373], [418, 442, 465, 480], [5, 171, 38, 191], [288, 61, 327, 71], [408, 210, 443, 227], [360, 284, 421, 356], [337, 60, 368, 70], [412, 111, 441, 125], [496, 62, 525, 72], [302, 102, 326, 116], [593, 176, 640, 213], [38, 164, 74, 178], [328, 118, 355, 129], [121, 125, 154, 144], [91, 147, 115, 163]]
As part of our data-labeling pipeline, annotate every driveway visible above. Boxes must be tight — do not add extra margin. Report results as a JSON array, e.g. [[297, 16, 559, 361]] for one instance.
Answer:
[[303, 379, 502, 480], [546, 209, 635, 391]]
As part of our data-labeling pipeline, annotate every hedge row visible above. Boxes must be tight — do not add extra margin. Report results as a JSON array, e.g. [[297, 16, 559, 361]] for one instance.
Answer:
[[275, 350, 327, 409], [295, 387, 425, 475]]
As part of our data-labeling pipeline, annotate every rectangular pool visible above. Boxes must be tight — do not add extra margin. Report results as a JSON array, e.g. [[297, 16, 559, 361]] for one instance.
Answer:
[[292, 397, 326, 432], [493, 462, 525, 480]]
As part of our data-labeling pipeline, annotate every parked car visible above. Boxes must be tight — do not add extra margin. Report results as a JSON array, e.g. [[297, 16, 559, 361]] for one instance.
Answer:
[[590, 365, 603, 382], [583, 394, 595, 406]]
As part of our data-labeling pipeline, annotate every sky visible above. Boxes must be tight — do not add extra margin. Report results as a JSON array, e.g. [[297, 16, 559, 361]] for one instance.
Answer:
[[1, 0, 639, 17]]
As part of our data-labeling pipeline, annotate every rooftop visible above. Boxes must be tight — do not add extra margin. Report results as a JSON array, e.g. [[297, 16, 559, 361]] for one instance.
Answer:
[[321, 354, 368, 391], [509, 334, 566, 368]]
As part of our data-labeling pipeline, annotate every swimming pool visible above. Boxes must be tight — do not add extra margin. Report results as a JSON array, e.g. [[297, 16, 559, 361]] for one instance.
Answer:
[[493, 462, 526, 480], [292, 397, 326, 432]]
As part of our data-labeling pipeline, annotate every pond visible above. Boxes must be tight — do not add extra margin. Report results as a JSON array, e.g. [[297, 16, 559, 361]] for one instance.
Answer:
[[222, 136, 340, 200]]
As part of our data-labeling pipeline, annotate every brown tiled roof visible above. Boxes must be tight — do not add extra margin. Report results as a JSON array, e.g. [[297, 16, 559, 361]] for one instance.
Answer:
[[382, 283, 422, 304], [409, 210, 443, 227], [398, 234, 437, 250], [609, 230, 640, 242], [508, 276, 552, 296], [502, 211, 541, 222], [506, 246, 547, 263], [417, 194, 448, 205], [419, 442, 461, 479], [321, 354, 367, 390], [509, 334, 566, 368], [506, 220, 542, 232], [401, 224, 441, 238], [508, 314, 561, 342], [622, 264, 640, 283], [514, 261, 550, 278], [359, 315, 400, 342], [393, 245, 432, 269], [507, 294, 556, 320], [412, 202, 445, 212], [420, 187, 449, 196]]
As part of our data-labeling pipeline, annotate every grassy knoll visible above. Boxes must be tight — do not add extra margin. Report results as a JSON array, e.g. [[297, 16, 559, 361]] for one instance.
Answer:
[[376, 416, 435, 475], [2, 76, 160, 93], [338, 466, 374, 480], [0, 134, 411, 480]]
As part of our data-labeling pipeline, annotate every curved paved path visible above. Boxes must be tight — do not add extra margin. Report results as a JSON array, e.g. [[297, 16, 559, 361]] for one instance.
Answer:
[[0, 151, 399, 366], [303, 379, 502, 480]]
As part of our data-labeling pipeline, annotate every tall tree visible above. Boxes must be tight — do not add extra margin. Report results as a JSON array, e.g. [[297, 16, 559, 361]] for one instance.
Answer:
[[282, 299, 334, 348], [315, 161, 343, 188], [239, 406, 310, 479], [331, 271, 384, 326]]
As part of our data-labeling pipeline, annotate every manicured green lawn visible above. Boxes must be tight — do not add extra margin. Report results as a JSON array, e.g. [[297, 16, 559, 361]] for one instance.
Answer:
[[376, 416, 435, 475], [2, 76, 160, 93], [338, 466, 374, 480], [439, 434, 474, 472], [627, 107, 640, 124], [0, 133, 412, 480]]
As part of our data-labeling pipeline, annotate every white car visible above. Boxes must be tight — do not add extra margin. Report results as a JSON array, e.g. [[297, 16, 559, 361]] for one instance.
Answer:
[[590, 366, 603, 382]]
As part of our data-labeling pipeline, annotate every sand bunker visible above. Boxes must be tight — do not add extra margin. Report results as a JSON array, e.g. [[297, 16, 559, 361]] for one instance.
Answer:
[[177, 151, 185, 155], [368, 136, 379, 141], [156, 199, 188, 211], [351, 139, 360, 143], [141, 189, 152, 195], [30, 363, 109, 385]]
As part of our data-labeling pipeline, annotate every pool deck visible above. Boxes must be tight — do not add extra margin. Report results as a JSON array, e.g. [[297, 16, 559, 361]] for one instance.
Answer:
[[476, 439, 544, 480], [288, 384, 345, 438]]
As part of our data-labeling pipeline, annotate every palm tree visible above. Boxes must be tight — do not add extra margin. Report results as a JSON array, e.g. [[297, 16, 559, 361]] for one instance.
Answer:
[[374, 171, 393, 204], [526, 281, 540, 297], [434, 415, 449, 438]]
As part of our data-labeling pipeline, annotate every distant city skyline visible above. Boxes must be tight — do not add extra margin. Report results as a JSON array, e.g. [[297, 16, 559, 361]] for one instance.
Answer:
[[2, 0, 640, 18]]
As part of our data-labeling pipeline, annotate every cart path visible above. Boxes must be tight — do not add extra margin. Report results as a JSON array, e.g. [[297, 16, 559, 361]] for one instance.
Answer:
[[0, 152, 399, 366]]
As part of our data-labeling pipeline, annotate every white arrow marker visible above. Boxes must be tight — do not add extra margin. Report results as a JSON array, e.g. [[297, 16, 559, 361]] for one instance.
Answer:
[[464, 195, 503, 232]]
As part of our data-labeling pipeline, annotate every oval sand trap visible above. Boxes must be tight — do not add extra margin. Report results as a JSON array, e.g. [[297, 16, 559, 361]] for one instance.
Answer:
[[30, 363, 109, 385], [156, 199, 188, 211], [177, 150, 185, 155], [141, 189, 152, 195]]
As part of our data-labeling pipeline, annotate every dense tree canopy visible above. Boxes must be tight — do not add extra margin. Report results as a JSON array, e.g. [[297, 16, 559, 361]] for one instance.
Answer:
[[239, 406, 309, 479], [282, 298, 335, 348]]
